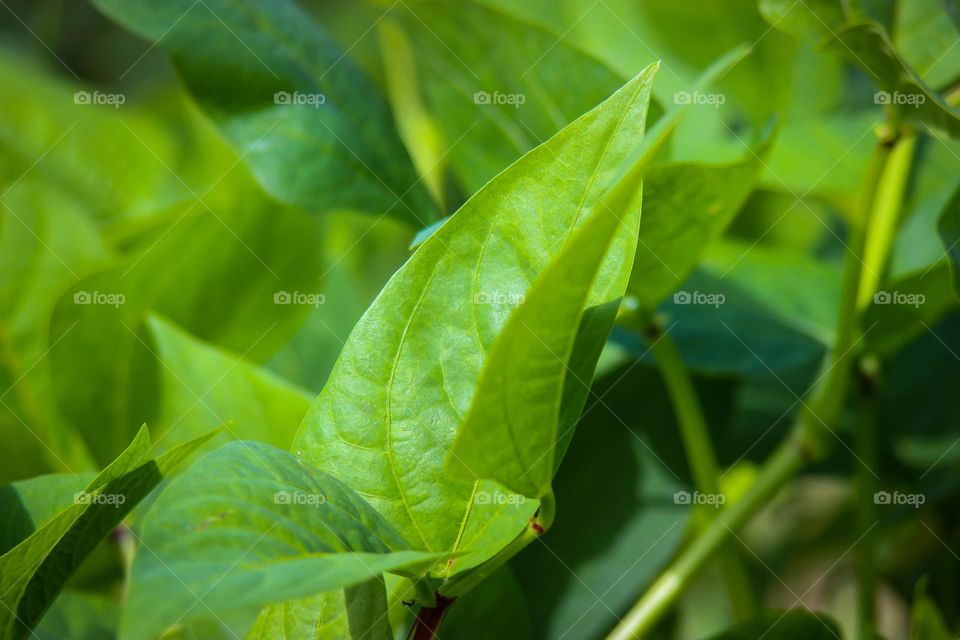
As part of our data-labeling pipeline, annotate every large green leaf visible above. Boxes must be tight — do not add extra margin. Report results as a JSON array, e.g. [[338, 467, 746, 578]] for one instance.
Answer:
[[123, 441, 438, 640], [146, 315, 312, 451], [706, 609, 843, 639], [0, 426, 214, 640], [294, 65, 659, 575], [445, 139, 648, 499], [760, 0, 960, 138], [91, 0, 433, 221]]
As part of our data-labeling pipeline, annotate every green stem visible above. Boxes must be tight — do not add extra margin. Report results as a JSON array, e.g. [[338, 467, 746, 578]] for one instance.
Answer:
[[854, 357, 880, 640], [647, 324, 755, 619], [606, 132, 909, 639], [607, 437, 808, 640]]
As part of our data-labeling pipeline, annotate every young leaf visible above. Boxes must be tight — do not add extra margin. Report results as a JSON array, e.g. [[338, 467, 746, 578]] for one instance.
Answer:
[[122, 441, 439, 640], [91, 0, 434, 221], [293, 64, 659, 573], [147, 315, 312, 450], [444, 149, 647, 498], [0, 425, 215, 640]]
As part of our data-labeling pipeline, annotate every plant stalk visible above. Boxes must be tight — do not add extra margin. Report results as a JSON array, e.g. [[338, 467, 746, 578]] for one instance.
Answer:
[[607, 132, 907, 639], [646, 323, 755, 619]]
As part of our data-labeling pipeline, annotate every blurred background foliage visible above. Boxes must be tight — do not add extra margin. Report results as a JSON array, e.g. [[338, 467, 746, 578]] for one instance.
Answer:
[[1, 0, 960, 638]]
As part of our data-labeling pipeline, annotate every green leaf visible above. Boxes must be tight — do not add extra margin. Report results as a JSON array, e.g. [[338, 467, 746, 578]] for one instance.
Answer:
[[0, 474, 92, 556], [0, 180, 111, 480], [628, 130, 773, 308], [50, 193, 323, 464], [146, 315, 312, 450], [445, 144, 647, 498], [246, 579, 393, 640], [123, 441, 438, 640], [705, 608, 843, 639], [390, 0, 630, 193], [34, 591, 118, 640], [896, 0, 960, 90], [0, 51, 234, 225], [378, 20, 447, 209], [758, 0, 847, 43], [91, 0, 433, 221], [294, 64, 659, 573], [0, 425, 214, 640]]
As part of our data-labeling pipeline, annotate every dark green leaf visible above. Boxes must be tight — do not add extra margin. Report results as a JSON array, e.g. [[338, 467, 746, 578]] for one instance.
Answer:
[[91, 0, 434, 221]]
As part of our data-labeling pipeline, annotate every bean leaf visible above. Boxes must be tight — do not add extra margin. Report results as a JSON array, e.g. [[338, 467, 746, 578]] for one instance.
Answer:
[[293, 64, 659, 574]]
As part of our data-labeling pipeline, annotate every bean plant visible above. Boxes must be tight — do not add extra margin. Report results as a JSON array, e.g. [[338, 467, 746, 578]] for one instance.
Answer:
[[1, 1, 959, 639]]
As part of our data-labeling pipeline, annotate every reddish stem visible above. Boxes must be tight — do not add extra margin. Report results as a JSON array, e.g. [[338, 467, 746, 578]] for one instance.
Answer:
[[408, 595, 455, 640]]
